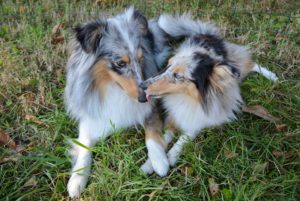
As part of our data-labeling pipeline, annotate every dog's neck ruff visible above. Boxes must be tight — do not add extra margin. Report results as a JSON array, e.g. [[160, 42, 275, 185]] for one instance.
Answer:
[[81, 83, 152, 135], [162, 92, 241, 135]]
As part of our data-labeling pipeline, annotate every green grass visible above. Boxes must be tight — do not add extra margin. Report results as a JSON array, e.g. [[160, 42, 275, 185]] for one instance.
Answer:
[[0, 0, 299, 200]]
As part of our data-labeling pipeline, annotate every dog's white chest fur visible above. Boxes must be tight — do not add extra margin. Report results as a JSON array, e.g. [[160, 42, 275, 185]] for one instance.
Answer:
[[163, 94, 236, 136], [91, 83, 152, 135]]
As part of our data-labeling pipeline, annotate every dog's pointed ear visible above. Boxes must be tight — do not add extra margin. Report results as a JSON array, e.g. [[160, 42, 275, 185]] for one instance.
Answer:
[[74, 20, 107, 53], [133, 10, 148, 34]]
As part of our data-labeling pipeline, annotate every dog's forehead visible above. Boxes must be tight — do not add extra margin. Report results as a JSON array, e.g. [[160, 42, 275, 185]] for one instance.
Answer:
[[170, 51, 194, 68], [102, 32, 141, 62], [108, 18, 141, 50]]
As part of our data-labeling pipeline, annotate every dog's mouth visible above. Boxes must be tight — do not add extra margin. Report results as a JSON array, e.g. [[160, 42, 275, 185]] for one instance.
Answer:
[[145, 93, 163, 102], [138, 90, 162, 103]]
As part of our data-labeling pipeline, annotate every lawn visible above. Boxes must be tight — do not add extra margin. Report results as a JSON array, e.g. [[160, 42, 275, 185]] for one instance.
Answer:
[[0, 0, 299, 200]]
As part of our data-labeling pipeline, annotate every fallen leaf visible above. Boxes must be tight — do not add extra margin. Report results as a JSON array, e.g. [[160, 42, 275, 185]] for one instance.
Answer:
[[224, 149, 238, 159], [179, 165, 193, 176], [253, 162, 268, 173], [25, 114, 49, 128], [242, 105, 280, 123], [23, 176, 38, 187], [275, 34, 284, 41], [52, 23, 63, 35], [275, 124, 287, 132], [51, 35, 64, 44], [208, 177, 219, 197], [272, 150, 284, 157], [0, 129, 17, 150], [0, 153, 22, 164], [272, 150, 298, 158], [51, 23, 64, 44]]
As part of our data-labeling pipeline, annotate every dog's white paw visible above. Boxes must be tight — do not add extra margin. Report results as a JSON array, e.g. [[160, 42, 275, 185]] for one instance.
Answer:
[[152, 155, 169, 177], [146, 139, 169, 177], [67, 174, 88, 198], [141, 159, 154, 175], [167, 149, 178, 167]]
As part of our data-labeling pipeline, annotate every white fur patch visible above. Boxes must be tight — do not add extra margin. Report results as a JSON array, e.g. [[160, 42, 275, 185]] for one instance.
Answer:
[[163, 130, 174, 144], [67, 173, 89, 198], [163, 92, 240, 137], [141, 130, 174, 175], [141, 159, 154, 175], [146, 139, 169, 177], [252, 64, 278, 81], [67, 87, 152, 197], [167, 135, 190, 166]]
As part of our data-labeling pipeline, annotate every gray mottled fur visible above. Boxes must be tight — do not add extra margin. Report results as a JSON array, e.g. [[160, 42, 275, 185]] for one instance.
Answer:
[[65, 7, 170, 120]]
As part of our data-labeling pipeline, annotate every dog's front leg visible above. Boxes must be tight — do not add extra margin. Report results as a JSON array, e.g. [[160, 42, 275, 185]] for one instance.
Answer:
[[67, 117, 108, 198], [141, 116, 176, 175], [142, 110, 169, 177]]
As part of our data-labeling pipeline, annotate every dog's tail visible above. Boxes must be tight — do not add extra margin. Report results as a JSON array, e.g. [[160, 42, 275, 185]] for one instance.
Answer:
[[252, 64, 278, 81], [158, 13, 219, 38]]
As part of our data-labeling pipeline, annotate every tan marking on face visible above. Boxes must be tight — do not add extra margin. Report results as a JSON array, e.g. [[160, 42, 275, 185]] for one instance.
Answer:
[[144, 111, 165, 148], [146, 78, 200, 102], [121, 54, 130, 64], [168, 57, 174, 65], [172, 65, 186, 74], [92, 59, 112, 96], [209, 65, 235, 94], [108, 71, 139, 99], [185, 82, 201, 102]]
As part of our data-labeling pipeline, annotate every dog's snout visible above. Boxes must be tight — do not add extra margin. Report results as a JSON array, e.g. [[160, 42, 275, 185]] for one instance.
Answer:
[[139, 82, 148, 90], [138, 90, 147, 103]]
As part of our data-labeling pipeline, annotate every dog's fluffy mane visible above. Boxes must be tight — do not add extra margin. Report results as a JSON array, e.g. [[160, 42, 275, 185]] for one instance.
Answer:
[[64, 7, 170, 120], [157, 14, 249, 113]]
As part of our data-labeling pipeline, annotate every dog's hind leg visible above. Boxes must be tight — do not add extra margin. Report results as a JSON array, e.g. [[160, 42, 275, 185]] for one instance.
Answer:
[[67, 117, 108, 198], [143, 110, 170, 177]]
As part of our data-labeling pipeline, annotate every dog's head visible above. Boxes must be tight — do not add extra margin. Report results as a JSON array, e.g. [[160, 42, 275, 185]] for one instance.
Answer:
[[74, 8, 152, 102], [139, 35, 240, 109]]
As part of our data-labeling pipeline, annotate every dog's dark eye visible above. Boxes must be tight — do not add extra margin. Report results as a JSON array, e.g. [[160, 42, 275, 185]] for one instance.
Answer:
[[173, 73, 183, 80], [116, 61, 126, 68]]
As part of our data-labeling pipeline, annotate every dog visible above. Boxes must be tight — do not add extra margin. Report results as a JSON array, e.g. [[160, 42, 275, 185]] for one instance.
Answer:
[[138, 14, 278, 174], [64, 7, 171, 197]]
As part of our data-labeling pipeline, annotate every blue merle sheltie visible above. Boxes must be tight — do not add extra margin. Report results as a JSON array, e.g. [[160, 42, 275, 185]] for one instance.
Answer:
[[139, 14, 278, 175], [64, 8, 171, 197]]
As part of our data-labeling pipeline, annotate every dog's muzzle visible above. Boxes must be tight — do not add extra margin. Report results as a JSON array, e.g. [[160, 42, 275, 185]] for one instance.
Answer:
[[138, 81, 150, 103], [138, 89, 147, 103]]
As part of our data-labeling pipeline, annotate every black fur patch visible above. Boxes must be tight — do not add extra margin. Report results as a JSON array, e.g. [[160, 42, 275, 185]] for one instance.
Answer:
[[191, 34, 227, 58], [110, 62, 123, 75], [74, 20, 106, 53], [191, 52, 215, 106], [133, 10, 148, 34]]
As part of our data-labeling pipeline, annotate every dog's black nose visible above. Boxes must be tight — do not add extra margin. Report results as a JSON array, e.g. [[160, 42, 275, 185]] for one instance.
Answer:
[[138, 90, 147, 103], [139, 82, 148, 90]]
